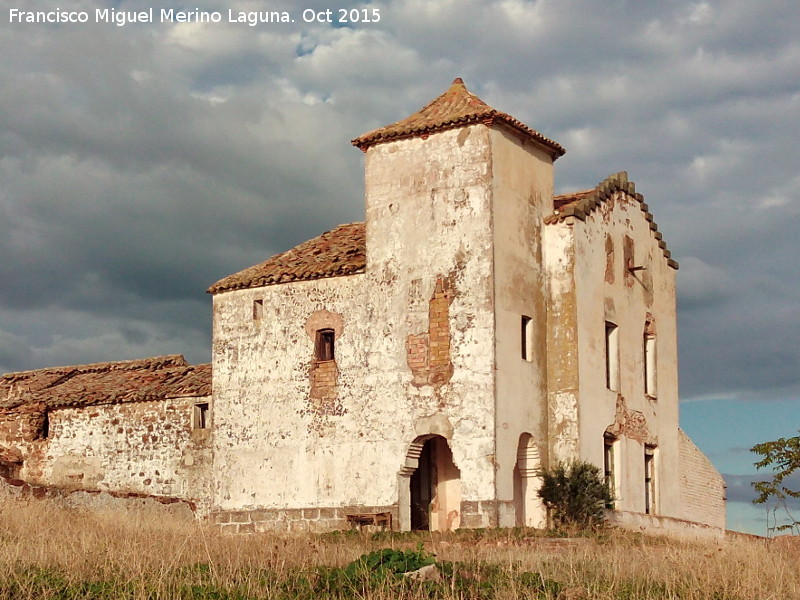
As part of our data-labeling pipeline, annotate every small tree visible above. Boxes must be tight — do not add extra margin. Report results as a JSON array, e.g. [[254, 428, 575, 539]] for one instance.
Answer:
[[537, 460, 612, 529], [751, 434, 800, 535]]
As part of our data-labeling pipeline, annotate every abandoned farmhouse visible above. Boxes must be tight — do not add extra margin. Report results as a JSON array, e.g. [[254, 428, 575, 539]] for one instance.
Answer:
[[0, 79, 726, 534]]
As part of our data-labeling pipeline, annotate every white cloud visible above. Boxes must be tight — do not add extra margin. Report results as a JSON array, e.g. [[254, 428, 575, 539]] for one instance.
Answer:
[[0, 0, 796, 410]]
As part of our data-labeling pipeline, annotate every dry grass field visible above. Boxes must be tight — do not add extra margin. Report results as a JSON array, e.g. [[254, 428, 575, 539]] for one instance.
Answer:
[[0, 498, 796, 599]]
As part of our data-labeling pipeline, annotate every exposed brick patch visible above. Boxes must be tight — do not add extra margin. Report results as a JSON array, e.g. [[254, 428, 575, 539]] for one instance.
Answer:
[[303, 310, 347, 429], [310, 361, 338, 401], [407, 276, 455, 387], [605, 394, 655, 445]]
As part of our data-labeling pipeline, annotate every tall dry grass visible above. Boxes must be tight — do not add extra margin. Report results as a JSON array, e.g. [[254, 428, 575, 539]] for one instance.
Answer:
[[0, 497, 796, 599]]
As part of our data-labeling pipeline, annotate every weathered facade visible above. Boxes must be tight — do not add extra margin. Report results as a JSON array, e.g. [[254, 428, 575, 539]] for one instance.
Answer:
[[0, 356, 211, 512], [0, 79, 725, 534]]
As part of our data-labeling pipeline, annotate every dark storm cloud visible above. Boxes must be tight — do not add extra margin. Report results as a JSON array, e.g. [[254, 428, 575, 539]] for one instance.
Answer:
[[0, 0, 797, 412], [724, 472, 800, 510]]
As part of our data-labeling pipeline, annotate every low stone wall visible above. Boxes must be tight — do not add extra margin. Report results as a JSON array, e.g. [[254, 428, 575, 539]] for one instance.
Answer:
[[606, 510, 725, 540], [213, 499, 507, 534], [212, 505, 399, 534], [460, 499, 514, 528], [0, 475, 197, 521]]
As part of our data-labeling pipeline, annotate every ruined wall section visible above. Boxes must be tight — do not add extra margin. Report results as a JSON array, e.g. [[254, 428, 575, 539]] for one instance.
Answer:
[[363, 125, 498, 524], [23, 397, 211, 510], [489, 127, 554, 526], [569, 188, 685, 518], [677, 429, 726, 529], [0, 408, 46, 476]]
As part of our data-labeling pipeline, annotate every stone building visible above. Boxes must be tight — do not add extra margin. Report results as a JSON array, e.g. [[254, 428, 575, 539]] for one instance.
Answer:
[[0, 79, 725, 534]]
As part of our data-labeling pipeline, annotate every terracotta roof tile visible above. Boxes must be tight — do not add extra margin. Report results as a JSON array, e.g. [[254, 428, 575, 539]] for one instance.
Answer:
[[351, 78, 565, 159], [0, 355, 210, 411], [546, 172, 679, 270], [208, 222, 366, 294], [554, 189, 595, 210]]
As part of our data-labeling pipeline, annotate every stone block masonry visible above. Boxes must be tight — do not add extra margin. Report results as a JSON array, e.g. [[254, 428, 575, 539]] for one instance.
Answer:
[[211, 499, 509, 534], [212, 505, 399, 534]]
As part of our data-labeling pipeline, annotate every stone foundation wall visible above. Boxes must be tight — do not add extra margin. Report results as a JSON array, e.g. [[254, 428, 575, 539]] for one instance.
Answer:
[[212, 499, 506, 534], [212, 505, 399, 534], [460, 500, 516, 528], [606, 510, 724, 540]]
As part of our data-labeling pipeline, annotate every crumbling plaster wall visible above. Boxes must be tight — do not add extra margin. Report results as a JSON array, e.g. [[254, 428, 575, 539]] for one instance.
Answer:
[[0, 409, 45, 475], [25, 397, 211, 510], [213, 126, 499, 526], [544, 222, 580, 463], [489, 127, 553, 527], [212, 277, 385, 511], [365, 125, 498, 524], [569, 191, 682, 517]]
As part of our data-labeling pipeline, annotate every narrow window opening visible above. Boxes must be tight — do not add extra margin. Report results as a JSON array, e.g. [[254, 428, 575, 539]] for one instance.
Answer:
[[605, 322, 619, 391], [644, 446, 656, 515], [603, 435, 616, 509], [253, 299, 264, 320], [521, 315, 533, 362], [40, 411, 50, 440], [193, 402, 210, 430], [315, 329, 335, 361], [644, 327, 657, 398]]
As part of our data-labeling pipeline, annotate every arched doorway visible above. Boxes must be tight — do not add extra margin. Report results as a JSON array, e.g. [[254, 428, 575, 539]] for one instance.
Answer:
[[513, 433, 546, 528], [401, 435, 461, 531]]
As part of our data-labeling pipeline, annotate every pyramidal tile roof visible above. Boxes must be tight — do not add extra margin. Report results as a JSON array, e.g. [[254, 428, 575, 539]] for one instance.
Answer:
[[208, 222, 366, 294], [351, 78, 565, 159], [547, 172, 679, 270]]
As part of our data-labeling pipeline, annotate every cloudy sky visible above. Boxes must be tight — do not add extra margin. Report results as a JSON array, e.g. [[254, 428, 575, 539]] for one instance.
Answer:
[[1, 0, 798, 534]]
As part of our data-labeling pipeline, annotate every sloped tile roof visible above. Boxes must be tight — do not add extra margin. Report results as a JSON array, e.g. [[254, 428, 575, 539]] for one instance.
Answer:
[[208, 222, 366, 294], [0, 355, 211, 411], [351, 78, 566, 159], [547, 172, 679, 270]]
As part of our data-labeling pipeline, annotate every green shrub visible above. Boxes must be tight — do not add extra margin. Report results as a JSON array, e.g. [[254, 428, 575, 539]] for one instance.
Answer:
[[537, 460, 612, 529], [314, 545, 435, 597]]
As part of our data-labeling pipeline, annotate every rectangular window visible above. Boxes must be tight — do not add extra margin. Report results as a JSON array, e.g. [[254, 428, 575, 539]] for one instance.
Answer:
[[644, 446, 656, 515], [40, 411, 50, 440], [253, 299, 264, 320], [644, 335, 657, 398], [315, 329, 335, 361], [193, 402, 210, 430], [604, 436, 616, 509], [605, 322, 619, 391], [521, 315, 533, 362]]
